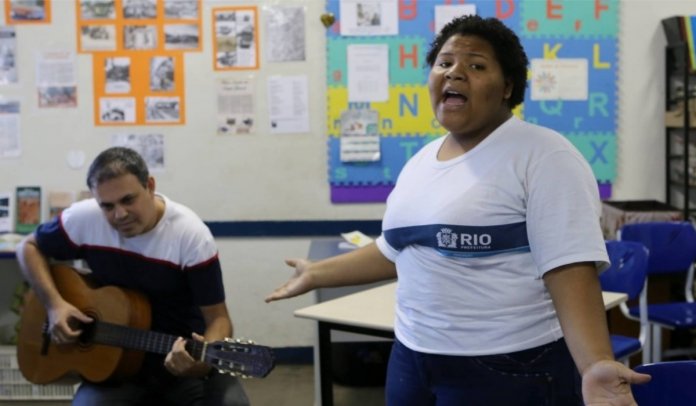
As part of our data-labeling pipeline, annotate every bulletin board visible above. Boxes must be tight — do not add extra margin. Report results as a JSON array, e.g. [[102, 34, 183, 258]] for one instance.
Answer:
[[326, 0, 619, 203]]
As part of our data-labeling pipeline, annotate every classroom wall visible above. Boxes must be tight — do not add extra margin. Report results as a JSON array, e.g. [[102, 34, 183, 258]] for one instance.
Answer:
[[1, 0, 693, 348], [230, 0, 696, 348]]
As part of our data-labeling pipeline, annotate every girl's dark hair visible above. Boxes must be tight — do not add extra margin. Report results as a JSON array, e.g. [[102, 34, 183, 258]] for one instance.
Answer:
[[86, 147, 149, 189], [426, 15, 529, 108]]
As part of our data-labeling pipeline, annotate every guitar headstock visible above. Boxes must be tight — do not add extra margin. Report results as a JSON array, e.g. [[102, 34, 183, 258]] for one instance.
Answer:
[[204, 338, 275, 378]]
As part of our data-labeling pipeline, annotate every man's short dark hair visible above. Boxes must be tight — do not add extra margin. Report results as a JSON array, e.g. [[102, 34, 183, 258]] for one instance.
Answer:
[[425, 15, 529, 109], [86, 147, 149, 189]]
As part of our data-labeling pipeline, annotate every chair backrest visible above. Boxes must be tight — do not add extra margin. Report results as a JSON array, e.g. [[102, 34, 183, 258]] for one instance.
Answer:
[[619, 221, 696, 275], [601, 240, 649, 301], [632, 361, 696, 405]]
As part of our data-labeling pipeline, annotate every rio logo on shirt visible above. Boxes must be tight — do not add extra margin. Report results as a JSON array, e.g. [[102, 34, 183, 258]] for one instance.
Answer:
[[436, 228, 492, 250]]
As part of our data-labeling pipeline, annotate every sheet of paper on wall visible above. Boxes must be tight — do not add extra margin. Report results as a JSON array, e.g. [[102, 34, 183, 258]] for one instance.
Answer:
[[339, 0, 398, 36], [340, 230, 374, 249], [15, 186, 41, 235], [530, 58, 588, 101], [267, 74, 309, 134], [265, 6, 306, 63], [48, 191, 75, 220], [0, 27, 18, 85], [347, 44, 389, 102], [216, 77, 255, 135], [111, 133, 165, 172], [0, 192, 11, 234], [434, 4, 476, 34], [36, 50, 77, 108], [340, 109, 380, 162], [0, 100, 21, 158]]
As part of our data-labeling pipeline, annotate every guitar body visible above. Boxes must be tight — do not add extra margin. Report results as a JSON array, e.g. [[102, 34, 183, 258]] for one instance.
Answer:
[[17, 264, 151, 384]]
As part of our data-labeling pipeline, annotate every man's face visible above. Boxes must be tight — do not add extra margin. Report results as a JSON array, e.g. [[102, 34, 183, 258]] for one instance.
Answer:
[[92, 173, 158, 238]]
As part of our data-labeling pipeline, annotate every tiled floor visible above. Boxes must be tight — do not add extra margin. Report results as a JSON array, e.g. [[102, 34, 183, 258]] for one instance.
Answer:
[[0, 364, 384, 406], [243, 363, 384, 406]]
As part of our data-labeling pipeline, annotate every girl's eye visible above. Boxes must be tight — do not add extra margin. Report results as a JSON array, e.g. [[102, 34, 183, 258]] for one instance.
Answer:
[[470, 64, 484, 71]]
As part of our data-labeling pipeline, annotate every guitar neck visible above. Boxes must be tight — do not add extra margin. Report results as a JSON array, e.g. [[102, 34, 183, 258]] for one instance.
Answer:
[[91, 321, 205, 360]]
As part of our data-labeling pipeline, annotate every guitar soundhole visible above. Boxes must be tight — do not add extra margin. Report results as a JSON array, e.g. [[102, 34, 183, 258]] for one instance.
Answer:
[[76, 313, 97, 347]]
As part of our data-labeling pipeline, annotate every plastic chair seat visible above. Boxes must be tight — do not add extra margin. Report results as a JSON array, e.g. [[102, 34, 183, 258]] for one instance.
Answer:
[[610, 335, 642, 360], [631, 361, 696, 405], [630, 302, 696, 328]]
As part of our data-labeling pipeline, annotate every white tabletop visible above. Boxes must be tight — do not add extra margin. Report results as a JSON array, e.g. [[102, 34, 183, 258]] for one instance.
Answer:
[[295, 282, 628, 332]]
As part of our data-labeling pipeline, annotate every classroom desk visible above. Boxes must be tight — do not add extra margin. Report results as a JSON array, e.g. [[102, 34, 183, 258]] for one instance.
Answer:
[[295, 282, 628, 406]]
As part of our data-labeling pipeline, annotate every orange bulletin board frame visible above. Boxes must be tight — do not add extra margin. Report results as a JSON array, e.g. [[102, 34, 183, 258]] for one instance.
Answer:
[[4, 0, 51, 24], [92, 51, 185, 126], [211, 6, 259, 71], [76, 0, 202, 54]]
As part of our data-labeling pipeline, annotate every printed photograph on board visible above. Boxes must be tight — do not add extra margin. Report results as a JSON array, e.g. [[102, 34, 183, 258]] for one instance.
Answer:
[[122, 0, 157, 19], [145, 96, 179, 123], [8, 0, 48, 22], [100, 97, 136, 123], [123, 25, 157, 50], [150, 56, 174, 91], [105, 57, 131, 94], [79, 0, 115, 20], [164, 24, 199, 50], [80, 24, 116, 51], [164, 0, 198, 20]]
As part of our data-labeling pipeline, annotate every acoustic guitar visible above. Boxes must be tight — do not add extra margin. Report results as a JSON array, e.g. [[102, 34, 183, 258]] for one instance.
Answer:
[[17, 264, 275, 384]]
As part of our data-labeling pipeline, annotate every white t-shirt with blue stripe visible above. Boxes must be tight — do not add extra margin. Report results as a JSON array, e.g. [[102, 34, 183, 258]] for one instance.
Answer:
[[376, 116, 609, 356]]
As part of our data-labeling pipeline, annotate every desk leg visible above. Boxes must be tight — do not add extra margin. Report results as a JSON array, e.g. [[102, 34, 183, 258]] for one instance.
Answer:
[[318, 322, 333, 406]]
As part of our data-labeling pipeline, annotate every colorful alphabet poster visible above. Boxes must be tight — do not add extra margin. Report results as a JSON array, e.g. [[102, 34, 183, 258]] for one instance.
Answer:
[[326, 0, 618, 203]]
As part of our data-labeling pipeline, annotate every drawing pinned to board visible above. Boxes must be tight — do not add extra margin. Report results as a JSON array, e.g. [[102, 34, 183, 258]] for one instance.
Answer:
[[0, 100, 20, 158], [79, 25, 117, 51], [212, 6, 259, 70], [100, 97, 136, 123], [164, 0, 198, 20], [123, 25, 158, 50], [104, 57, 131, 94], [339, 0, 398, 36], [4, 0, 51, 24], [145, 96, 180, 123], [340, 109, 380, 162], [79, 0, 116, 20], [434, 4, 476, 34], [122, 0, 157, 20], [150, 56, 174, 91], [36, 50, 78, 109], [0, 192, 10, 233], [530, 58, 588, 101], [111, 133, 165, 172], [267, 75, 309, 134], [217, 77, 255, 135], [347, 44, 389, 102], [164, 23, 200, 50], [0, 27, 18, 85], [265, 6, 306, 63]]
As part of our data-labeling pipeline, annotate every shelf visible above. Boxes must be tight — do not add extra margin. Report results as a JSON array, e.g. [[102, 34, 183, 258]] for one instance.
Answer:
[[666, 43, 696, 219]]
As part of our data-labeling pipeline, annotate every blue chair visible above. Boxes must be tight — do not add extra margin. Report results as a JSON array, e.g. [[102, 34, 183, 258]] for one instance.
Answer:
[[631, 361, 696, 405], [619, 221, 696, 362], [600, 240, 650, 364]]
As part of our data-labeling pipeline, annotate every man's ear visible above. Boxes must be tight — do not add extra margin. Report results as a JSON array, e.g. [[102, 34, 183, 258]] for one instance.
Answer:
[[147, 176, 156, 193]]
